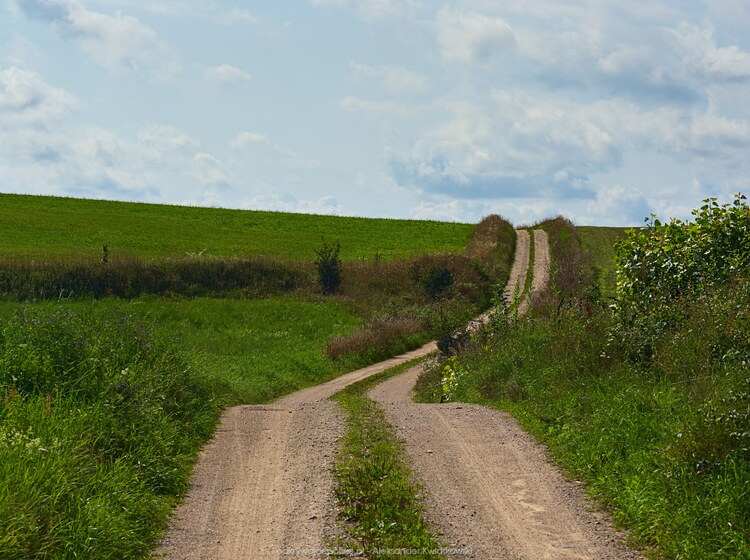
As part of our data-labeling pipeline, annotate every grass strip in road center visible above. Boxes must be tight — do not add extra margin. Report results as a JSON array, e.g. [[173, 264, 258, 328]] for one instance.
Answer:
[[330, 358, 445, 560]]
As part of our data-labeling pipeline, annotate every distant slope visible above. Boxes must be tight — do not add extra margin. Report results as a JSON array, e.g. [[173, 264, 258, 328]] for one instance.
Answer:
[[0, 194, 474, 261], [577, 226, 631, 298]]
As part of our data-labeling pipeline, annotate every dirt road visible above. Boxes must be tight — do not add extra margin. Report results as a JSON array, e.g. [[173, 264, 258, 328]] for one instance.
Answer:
[[369, 366, 641, 559], [159, 228, 640, 560], [157, 345, 437, 559], [368, 229, 639, 559]]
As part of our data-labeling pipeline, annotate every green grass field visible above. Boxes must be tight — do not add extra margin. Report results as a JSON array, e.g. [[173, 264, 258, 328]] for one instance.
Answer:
[[0, 194, 509, 559], [577, 226, 631, 298], [0, 193, 473, 261], [0, 297, 361, 405]]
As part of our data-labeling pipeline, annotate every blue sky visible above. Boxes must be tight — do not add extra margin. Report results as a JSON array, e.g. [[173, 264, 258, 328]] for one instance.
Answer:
[[2, 0, 750, 225]]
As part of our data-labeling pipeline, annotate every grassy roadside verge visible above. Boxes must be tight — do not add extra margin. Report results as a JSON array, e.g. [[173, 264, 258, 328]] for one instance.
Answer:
[[331, 358, 445, 560], [520, 229, 534, 307], [0, 297, 362, 559], [0, 307, 222, 559], [415, 215, 750, 558]]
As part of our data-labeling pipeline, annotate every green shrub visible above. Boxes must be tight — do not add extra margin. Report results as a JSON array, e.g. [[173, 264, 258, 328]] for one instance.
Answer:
[[415, 261, 454, 301], [0, 306, 222, 559], [615, 194, 750, 318], [315, 240, 342, 295]]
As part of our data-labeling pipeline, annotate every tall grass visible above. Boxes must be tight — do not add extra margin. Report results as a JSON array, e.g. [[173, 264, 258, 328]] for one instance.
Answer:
[[415, 216, 750, 558], [0, 306, 223, 559]]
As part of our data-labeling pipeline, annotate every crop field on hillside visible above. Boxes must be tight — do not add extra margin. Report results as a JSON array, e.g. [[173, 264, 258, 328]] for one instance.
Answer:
[[0, 194, 473, 261]]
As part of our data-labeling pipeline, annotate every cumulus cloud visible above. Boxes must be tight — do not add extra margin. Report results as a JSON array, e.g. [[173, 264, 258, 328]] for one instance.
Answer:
[[582, 186, 653, 226], [671, 22, 750, 82], [203, 64, 251, 87], [434, 8, 516, 64], [13, 0, 179, 78], [349, 62, 428, 93], [0, 120, 233, 201], [389, 86, 750, 204], [0, 65, 78, 123]]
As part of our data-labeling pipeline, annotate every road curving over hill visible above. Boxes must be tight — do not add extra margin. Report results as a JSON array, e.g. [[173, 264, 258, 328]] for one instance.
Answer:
[[158, 228, 640, 560], [367, 228, 641, 560]]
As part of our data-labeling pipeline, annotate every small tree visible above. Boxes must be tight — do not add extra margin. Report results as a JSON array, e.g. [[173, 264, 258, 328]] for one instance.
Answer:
[[315, 240, 342, 294], [418, 262, 454, 301]]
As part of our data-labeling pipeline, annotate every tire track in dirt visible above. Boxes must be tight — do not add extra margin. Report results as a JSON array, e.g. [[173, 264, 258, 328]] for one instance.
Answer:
[[157, 345, 437, 559], [505, 228, 530, 304], [367, 229, 643, 560]]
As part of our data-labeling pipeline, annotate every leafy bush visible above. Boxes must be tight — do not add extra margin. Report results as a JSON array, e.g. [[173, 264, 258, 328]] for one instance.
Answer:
[[414, 261, 454, 301], [615, 194, 750, 317], [315, 240, 342, 295]]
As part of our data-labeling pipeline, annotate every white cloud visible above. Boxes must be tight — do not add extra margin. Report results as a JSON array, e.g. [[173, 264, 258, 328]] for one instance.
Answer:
[[434, 8, 516, 64], [138, 124, 198, 153], [349, 62, 428, 93], [13, 0, 179, 78], [671, 22, 750, 82], [215, 8, 259, 25], [0, 65, 78, 122], [192, 152, 230, 187], [309, 0, 418, 20], [411, 199, 494, 222], [390, 88, 750, 202], [203, 64, 251, 87], [231, 130, 319, 170], [0, 119, 234, 200], [582, 185, 653, 226], [337, 95, 402, 114], [231, 131, 270, 149]]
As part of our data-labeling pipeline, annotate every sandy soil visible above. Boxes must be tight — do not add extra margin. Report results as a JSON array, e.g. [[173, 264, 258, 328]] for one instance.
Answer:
[[368, 366, 642, 560], [157, 345, 437, 559]]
